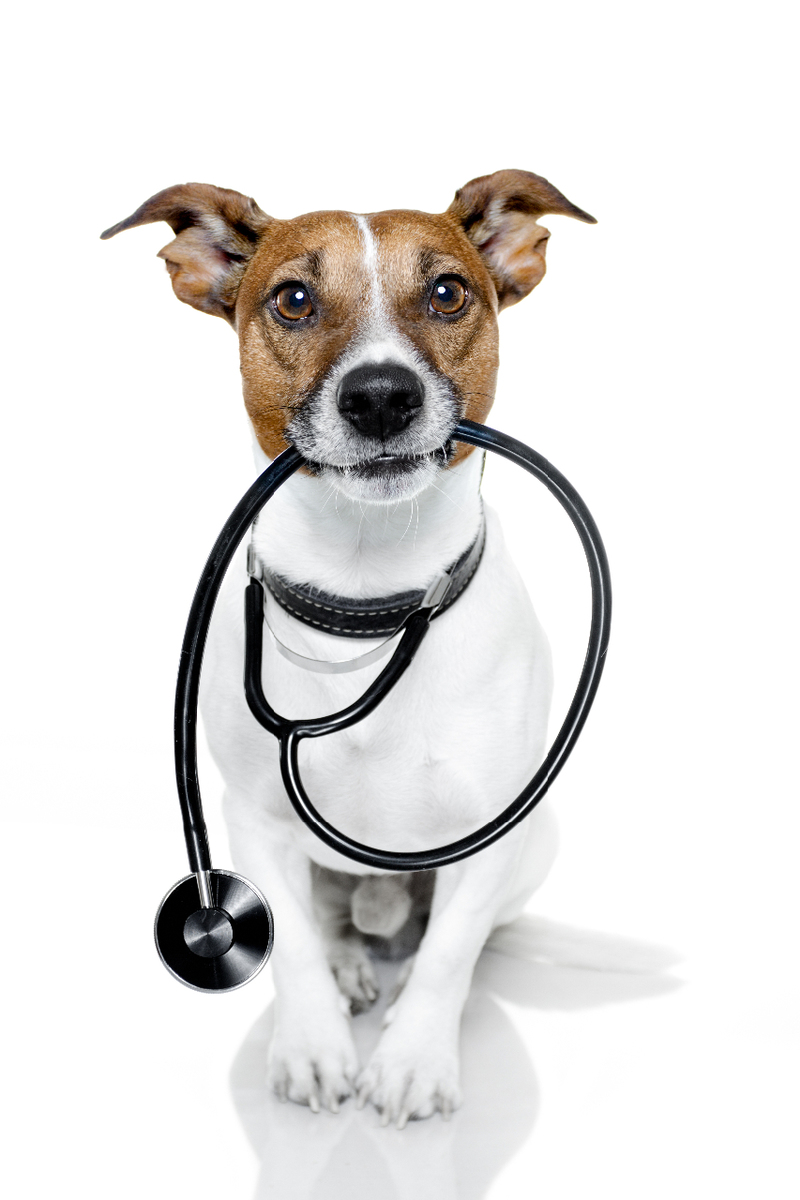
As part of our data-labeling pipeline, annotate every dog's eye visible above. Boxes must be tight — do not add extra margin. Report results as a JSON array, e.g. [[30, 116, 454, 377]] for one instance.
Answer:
[[274, 284, 314, 321], [429, 277, 468, 316]]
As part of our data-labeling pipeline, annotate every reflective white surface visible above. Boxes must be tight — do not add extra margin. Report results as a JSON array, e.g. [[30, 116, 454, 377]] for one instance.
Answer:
[[232, 953, 679, 1200], [7, 813, 797, 1198]]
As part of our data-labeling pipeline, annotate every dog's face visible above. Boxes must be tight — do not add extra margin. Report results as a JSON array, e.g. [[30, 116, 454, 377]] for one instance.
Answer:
[[237, 207, 502, 503], [103, 172, 594, 502]]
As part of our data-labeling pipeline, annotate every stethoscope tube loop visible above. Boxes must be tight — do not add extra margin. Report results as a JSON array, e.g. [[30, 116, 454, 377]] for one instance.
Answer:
[[172, 418, 610, 879], [239, 421, 611, 870]]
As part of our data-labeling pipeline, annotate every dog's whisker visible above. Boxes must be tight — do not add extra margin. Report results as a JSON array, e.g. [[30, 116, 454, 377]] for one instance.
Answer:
[[427, 478, 467, 512], [459, 389, 498, 407], [252, 401, 305, 415], [356, 500, 368, 548], [397, 499, 416, 546], [318, 481, 337, 514]]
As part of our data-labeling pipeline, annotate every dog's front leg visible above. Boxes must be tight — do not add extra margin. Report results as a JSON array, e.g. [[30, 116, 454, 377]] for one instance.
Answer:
[[226, 811, 359, 1112], [357, 828, 526, 1126]]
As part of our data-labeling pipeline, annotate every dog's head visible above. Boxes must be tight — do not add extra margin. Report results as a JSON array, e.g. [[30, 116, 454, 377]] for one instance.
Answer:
[[103, 171, 594, 502]]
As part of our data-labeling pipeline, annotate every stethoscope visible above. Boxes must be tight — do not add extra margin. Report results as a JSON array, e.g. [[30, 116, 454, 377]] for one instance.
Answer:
[[154, 419, 611, 992]]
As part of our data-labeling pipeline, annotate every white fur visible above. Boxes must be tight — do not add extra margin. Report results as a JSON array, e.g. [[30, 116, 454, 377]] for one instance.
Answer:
[[486, 915, 682, 974], [354, 214, 382, 321]]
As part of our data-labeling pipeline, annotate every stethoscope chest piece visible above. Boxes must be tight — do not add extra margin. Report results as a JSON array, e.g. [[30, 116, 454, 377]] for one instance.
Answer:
[[154, 870, 273, 993]]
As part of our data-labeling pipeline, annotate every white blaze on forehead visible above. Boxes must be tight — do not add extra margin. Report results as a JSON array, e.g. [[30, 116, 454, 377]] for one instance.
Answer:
[[352, 213, 402, 365], [354, 213, 381, 307]]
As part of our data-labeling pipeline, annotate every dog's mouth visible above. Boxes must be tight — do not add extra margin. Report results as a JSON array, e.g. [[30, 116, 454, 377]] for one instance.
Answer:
[[345, 443, 453, 478], [303, 442, 454, 503], [305, 442, 453, 478]]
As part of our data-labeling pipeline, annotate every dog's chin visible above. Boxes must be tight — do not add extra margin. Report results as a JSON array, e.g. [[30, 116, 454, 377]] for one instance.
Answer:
[[323, 453, 445, 505]]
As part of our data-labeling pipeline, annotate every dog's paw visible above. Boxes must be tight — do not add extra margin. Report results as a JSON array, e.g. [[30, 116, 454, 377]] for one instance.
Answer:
[[268, 1009, 359, 1113], [356, 1026, 462, 1128], [329, 943, 379, 1014]]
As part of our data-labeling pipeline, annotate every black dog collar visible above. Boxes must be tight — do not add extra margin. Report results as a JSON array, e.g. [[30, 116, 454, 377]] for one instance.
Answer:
[[252, 510, 486, 640]]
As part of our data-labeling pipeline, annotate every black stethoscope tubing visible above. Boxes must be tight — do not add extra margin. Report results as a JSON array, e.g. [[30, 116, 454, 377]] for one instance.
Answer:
[[174, 440, 304, 877], [174, 418, 611, 878]]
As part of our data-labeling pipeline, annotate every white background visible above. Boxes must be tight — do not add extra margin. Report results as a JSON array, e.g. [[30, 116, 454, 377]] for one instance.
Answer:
[[2, 2, 797, 1196]]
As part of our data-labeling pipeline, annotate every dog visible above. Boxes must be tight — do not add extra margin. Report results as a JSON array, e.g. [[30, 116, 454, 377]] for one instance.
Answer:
[[103, 169, 595, 1127]]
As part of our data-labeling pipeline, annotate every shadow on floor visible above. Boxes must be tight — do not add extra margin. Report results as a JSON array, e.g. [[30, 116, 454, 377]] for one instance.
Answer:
[[230, 923, 682, 1200]]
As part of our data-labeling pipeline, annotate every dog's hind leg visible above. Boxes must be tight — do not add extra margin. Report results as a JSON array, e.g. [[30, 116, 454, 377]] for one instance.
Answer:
[[312, 866, 379, 1014]]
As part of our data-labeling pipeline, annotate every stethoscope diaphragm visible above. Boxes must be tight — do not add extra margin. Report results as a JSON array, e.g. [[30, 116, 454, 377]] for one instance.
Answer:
[[154, 870, 273, 993]]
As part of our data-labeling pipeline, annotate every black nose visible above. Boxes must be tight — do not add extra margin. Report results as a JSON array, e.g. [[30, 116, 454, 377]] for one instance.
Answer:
[[337, 364, 424, 440]]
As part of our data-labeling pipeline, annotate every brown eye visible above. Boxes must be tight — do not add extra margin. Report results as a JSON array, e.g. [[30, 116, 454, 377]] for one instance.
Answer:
[[274, 283, 314, 321], [429, 276, 468, 315]]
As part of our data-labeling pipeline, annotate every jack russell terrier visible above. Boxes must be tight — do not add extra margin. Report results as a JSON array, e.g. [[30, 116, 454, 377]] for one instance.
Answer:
[[103, 169, 595, 1127]]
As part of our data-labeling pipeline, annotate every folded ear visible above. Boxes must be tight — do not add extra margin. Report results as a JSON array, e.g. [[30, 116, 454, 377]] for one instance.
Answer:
[[101, 183, 271, 323], [448, 169, 596, 310]]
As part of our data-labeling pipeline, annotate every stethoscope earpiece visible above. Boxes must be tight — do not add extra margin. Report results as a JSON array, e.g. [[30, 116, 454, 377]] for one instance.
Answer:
[[154, 870, 273, 993]]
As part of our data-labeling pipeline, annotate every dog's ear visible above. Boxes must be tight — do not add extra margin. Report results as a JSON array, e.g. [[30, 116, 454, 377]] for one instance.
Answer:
[[101, 183, 271, 323], [448, 169, 596, 311]]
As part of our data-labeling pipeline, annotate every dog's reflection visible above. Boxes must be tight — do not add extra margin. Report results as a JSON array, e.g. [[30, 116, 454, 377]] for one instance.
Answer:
[[231, 925, 681, 1200]]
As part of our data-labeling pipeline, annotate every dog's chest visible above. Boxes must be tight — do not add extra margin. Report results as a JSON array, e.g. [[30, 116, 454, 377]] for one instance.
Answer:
[[256, 638, 539, 868], [201, 517, 551, 874]]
